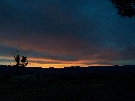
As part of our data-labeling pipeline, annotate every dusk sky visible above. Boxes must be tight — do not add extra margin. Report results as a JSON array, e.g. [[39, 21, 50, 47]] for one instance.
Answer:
[[0, 0, 135, 68]]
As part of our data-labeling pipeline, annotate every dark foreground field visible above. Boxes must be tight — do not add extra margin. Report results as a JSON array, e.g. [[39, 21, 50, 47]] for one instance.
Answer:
[[0, 74, 135, 101]]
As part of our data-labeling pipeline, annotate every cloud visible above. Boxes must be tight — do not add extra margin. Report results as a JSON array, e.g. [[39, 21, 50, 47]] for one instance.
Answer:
[[29, 60, 61, 65]]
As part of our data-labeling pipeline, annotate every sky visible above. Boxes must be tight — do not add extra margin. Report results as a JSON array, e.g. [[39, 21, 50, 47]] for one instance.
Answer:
[[0, 0, 135, 68]]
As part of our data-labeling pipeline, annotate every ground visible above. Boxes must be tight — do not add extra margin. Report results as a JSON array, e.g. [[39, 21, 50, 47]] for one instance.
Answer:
[[0, 74, 135, 101]]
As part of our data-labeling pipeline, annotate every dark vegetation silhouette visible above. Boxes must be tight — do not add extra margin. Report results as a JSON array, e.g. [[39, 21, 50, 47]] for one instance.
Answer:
[[110, 0, 135, 17], [14, 55, 28, 75]]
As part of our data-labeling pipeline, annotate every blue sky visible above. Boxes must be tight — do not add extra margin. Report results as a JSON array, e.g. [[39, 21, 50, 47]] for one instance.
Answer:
[[0, 0, 135, 67]]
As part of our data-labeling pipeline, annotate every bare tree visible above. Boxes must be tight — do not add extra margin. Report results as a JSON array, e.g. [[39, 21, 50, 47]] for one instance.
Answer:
[[14, 55, 20, 75]]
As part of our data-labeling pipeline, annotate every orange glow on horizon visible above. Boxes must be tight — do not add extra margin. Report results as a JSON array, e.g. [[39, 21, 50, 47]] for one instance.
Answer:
[[27, 63, 86, 68]]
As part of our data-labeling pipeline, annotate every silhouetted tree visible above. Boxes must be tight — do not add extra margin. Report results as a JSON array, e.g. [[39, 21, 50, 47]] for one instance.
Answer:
[[110, 0, 135, 17], [14, 55, 20, 75], [21, 56, 28, 67], [14, 55, 28, 75]]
